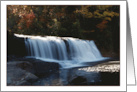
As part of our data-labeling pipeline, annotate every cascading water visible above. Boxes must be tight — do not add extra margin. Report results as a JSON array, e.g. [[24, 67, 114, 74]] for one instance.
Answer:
[[15, 34, 109, 68]]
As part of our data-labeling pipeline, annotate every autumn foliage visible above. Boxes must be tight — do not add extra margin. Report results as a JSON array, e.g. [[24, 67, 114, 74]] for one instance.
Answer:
[[7, 5, 120, 57]]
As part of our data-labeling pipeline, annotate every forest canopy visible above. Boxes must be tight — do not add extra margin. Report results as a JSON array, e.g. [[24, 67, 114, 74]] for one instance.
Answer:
[[7, 5, 120, 56]]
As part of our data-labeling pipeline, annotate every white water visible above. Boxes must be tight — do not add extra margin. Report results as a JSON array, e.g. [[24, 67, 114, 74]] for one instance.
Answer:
[[15, 34, 109, 68]]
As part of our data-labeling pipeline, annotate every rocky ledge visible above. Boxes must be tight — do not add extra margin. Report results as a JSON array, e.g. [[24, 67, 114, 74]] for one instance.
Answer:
[[7, 58, 59, 86]]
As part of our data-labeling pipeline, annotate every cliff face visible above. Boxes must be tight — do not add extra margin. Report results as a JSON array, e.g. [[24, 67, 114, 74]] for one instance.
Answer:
[[7, 32, 27, 56]]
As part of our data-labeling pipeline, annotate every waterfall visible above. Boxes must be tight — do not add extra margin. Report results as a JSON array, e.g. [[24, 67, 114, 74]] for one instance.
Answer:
[[15, 34, 109, 68]]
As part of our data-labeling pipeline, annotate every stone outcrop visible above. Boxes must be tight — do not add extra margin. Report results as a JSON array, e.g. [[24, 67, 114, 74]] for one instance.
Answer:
[[7, 59, 59, 86]]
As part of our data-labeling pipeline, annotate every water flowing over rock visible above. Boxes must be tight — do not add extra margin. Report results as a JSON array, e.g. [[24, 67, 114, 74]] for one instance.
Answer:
[[15, 34, 109, 68]]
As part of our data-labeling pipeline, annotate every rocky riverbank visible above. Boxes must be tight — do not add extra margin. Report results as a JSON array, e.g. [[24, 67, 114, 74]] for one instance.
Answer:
[[7, 56, 120, 86], [7, 57, 59, 86]]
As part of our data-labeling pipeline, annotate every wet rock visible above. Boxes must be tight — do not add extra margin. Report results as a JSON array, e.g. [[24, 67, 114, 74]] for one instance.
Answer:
[[30, 60, 59, 78], [7, 61, 38, 86], [16, 80, 31, 86], [16, 61, 35, 74], [69, 76, 87, 85], [7, 59, 60, 86]]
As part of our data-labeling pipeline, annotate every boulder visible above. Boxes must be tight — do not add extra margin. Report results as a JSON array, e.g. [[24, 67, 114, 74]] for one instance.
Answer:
[[7, 59, 60, 85], [31, 60, 59, 77], [7, 61, 38, 86]]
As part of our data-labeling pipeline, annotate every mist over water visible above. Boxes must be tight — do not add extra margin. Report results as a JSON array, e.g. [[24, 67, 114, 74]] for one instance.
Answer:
[[15, 34, 109, 68]]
